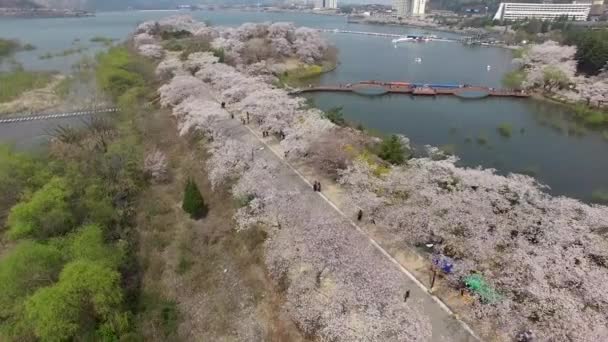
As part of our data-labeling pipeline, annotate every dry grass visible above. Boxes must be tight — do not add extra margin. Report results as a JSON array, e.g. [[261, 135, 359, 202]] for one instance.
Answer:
[[134, 108, 307, 341]]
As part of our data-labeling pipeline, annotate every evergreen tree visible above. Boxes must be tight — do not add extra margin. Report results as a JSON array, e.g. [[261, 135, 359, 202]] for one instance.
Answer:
[[182, 178, 207, 219], [377, 135, 409, 165]]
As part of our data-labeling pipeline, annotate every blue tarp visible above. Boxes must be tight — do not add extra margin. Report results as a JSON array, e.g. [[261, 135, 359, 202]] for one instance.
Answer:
[[432, 254, 455, 274]]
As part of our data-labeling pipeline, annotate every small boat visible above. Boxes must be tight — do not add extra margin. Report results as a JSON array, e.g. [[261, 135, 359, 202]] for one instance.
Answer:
[[486, 65, 492, 71], [414, 57, 422, 63], [392, 35, 433, 44]]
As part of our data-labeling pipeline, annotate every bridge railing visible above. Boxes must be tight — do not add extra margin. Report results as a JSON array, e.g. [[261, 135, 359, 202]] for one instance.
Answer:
[[0, 108, 119, 124]]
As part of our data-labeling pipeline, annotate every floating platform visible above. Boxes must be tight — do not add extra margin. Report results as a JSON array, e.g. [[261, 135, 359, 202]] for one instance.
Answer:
[[292, 81, 529, 99]]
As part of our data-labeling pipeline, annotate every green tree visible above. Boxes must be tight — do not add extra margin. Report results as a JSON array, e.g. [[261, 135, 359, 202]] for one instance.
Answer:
[[0, 241, 64, 314], [568, 30, 608, 75], [7, 177, 74, 240], [81, 183, 115, 227], [182, 178, 207, 219], [25, 260, 127, 341], [0, 145, 51, 218], [211, 48, 225, 63], [502, 69, 526, 89], [377, 135, 409, 165], [542, 66, 570, 91], [69, 224, 124, 268], [324, 106, 346, 126]]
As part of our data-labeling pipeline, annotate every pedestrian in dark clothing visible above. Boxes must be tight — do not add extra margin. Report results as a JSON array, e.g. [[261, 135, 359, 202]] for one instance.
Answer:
[[246, 112, 250, 124], [221, 102, 226, 109], [317, 181, 322, 192], [357, 210, 363, 221], [313, 181, 318, 192], [230, 113, 234, 119], [404, 290, 410, 303]]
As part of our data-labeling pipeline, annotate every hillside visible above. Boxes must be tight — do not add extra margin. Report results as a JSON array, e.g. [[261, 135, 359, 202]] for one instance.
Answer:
[[0, 0, 41, 8]]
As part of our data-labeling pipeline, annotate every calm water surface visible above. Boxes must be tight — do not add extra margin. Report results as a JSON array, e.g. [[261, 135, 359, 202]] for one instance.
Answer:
[[0, 10, 607, 201]]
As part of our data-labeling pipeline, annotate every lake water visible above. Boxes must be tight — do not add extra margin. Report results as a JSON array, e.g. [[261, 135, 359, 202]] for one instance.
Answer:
[[1, 10, 607, 201]]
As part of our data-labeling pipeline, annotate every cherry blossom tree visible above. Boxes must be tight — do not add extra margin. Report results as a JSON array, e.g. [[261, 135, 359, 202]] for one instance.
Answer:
[[156, 54, 187, 80], [144, 149, 169, 183], [337, 156, 608, 340], [206, 137, 251, 189], [158, 75, 209, 107], [294, 27, 328, 64], [137, 44, 164, 59], [133, 32, 156, 47]]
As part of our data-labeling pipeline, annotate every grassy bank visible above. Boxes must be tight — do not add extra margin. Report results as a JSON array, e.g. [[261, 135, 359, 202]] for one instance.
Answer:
[[277, 61, 337, 87], [537, 92, 608, 129], [0, 70, 54, 103]]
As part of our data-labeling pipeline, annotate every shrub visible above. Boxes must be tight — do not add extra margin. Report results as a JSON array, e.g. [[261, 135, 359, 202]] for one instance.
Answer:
[[0, 38, 19, 58], [7, 177, 74, 240], [591, 189, 608, 204], [497, 123, 513, 138], [160, 30, 192, 40], [502, 69, 526, 89], [211, 48, 225, 63], [324, 106, 346, 126], [377, 135, 407, 165], [24, 260, 126, 341], [477, 135, 489, 145], [182, 178, 207, 219]]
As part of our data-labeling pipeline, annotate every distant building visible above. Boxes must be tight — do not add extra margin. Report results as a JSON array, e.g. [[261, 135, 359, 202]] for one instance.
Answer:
[[493, 2, 593, 21], [314, 0, 337, 9], [393, 0, 426, 17]]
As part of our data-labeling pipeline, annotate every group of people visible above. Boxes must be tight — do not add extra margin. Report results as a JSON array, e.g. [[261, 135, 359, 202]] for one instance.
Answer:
[[312, 180, 322, 192]]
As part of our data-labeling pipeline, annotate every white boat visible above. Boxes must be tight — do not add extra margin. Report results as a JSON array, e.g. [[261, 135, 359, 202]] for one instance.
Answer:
[[392, 35, 433, 44]]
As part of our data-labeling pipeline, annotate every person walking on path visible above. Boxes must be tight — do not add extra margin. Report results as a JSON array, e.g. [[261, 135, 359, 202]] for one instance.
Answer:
[[357, 209, 363, 221], [246, 112, 250, 124], [317, 181, 322, 192], [313, 181, 318, 192], [404, 290, 410, 303], [221, 101, 226, 109]]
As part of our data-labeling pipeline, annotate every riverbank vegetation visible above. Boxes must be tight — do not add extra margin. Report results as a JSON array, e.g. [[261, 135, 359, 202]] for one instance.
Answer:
[[0, 38, 35, 60], [0, 69, 54, 103], [508, 39, 608, 129], [497, 123, 513, 138], [0, 45, 155, 340]]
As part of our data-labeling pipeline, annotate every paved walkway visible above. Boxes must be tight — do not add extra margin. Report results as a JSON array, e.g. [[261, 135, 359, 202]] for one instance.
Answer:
[[210, 103, 479, 341]]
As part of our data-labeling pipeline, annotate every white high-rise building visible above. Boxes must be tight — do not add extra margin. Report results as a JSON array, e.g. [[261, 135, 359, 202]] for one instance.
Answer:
[[393, 0, 426, 17], [315, 0, 338, 9], [493, 2, 592, 21], [411, 0, 427, 16]]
